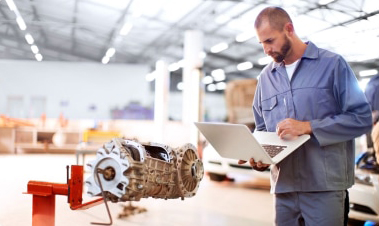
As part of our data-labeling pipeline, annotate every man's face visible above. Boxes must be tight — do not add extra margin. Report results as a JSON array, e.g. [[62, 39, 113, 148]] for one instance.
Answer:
[[256, 21, 291, 63], [269, 34, 291, 63]]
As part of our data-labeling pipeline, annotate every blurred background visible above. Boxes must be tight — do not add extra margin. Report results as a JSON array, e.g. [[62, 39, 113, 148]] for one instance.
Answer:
[[0, 0, 379, 225]]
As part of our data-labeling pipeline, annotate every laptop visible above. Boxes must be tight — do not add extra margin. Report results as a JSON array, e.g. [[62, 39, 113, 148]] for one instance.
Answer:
[[194, 122, 310, 164]]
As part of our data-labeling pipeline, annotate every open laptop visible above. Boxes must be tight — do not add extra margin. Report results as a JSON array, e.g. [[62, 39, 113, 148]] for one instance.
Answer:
[[195, 122, 310, 164]]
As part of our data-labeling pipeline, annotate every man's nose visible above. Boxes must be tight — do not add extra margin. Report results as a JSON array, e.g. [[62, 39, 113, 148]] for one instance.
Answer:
[[263, 45, 271, 55]]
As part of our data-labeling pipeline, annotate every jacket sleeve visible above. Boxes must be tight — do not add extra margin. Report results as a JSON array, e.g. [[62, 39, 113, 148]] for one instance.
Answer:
[[253, 77, 267, 132], [310, 56, 372, 146]]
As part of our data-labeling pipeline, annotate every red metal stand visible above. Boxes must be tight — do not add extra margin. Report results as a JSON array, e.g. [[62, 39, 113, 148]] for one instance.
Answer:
[[25, 165, 104, 226]]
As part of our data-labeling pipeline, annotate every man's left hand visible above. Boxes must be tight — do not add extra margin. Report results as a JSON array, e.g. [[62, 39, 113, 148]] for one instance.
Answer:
[[276, 118, 311, 140]]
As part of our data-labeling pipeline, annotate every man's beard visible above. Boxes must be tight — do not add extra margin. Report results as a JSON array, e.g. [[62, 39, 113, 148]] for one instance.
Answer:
[[270, 35, 291, 63]]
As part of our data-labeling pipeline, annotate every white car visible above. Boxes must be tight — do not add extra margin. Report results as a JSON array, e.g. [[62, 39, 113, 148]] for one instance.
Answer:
[[348, 168, 379, 224], [202, 142, 270, 182]]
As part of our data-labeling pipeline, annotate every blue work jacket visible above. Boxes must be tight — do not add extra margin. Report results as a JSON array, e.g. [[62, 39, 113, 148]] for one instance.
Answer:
[[253, 41, 372, 193], [365, 75, 379, 112]]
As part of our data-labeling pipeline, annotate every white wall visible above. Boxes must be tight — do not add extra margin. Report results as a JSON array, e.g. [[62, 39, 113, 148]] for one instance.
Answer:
[[0, 60, 152, 119], [168, 92, 227, 122], [0, 59, 227, 121]]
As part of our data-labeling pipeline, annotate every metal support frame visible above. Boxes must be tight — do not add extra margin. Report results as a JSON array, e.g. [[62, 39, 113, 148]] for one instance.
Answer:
[[25, 165, 104, 226]]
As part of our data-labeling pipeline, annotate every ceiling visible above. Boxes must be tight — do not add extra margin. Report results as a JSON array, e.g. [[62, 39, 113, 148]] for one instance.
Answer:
[[1, 0, 379, 87]]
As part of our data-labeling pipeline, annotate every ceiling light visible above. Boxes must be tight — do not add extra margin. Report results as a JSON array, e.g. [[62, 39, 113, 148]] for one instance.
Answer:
[[16, 16, 26, 30], [258, 56, 272, 65], [5, 0, 17, 11], [236, 31, 255, 43], [145, 71, 156, 82], [168, 62, 180, 72], [207, 84, 216, 92], [25, 33, 34, 44], [237, 62, 253, 71], [119, 23, 133, 36], [105, 48, 116, 58], [216, 82, 226, 90], [202, 75, 213, 84], [102, 56, 110, 64], [210, 42, 228, 53], [177, 59, 185, 68], [211, 69, 225, 82], [318, 0, 335, 5], [177, 82, 184, 90], [30, 45, 39, 54], [35, 53, 43, 62], [359, 69, 378, 77]]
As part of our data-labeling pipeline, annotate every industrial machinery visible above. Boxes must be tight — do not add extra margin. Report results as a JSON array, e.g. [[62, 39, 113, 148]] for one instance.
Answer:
[[25, 138, 204, 226], [86, 138, 204, 202]]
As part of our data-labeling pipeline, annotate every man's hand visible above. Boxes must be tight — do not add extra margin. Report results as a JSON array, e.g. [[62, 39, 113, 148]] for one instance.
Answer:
[[276, 118, 311, 140], [238, 159, 270, 171]]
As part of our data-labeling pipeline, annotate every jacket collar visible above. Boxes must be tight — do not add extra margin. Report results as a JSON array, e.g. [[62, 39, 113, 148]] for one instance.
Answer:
[[269, 41, 319, 72]]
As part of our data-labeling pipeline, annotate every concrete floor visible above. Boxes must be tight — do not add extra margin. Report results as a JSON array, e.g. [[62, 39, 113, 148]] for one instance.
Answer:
[[0, 154, 274, 226]]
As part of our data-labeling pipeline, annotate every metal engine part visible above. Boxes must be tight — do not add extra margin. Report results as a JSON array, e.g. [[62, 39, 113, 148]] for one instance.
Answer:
[[86, 138, 204, 202]]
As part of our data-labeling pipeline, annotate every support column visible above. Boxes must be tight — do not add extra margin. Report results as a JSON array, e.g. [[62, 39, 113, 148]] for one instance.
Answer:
[[154, 60, 170, 143], [32, 195, 56, 226], [182, 30, 204, 146]]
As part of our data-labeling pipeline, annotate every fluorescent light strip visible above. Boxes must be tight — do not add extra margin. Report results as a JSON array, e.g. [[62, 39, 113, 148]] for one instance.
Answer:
[[177, 59, 185, 68], [16, 16, 26, 30], [210, 42, 228, 53], [177, 82, 184, 90], [102, 56, 110, 64], [211, 69, 225, 82], [237, 62, 253, 71], [35, 54, 43, 61], [6, 0, 44, 62], [216, 82, 226, 90], [31, 45, 39, 54], [25, 33, 34, 44], [359, 69, 378, 77], [207, 84, 216, 92], [202, 75, 213, 84], [5, 0, 17, 11], [168, 62, 180, 72], [106, 48, 116, 58]]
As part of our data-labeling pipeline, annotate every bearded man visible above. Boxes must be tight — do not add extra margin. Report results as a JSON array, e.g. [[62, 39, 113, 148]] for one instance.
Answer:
[[238, 6, 372, 226]]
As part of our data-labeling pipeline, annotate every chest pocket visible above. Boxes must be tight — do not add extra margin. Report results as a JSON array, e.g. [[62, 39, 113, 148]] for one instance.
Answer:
[[262, 96, 277, 111], [261, 96, 285, 132]]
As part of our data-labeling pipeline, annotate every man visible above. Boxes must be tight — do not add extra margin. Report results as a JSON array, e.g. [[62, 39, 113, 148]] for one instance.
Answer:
[[365, 75, 379, 116], [238, 7, 372, 226], [365, 75, 379, 153]]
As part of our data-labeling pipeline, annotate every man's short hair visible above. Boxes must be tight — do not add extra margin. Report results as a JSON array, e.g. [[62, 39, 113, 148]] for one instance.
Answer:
[[255, 7, 293, 31]]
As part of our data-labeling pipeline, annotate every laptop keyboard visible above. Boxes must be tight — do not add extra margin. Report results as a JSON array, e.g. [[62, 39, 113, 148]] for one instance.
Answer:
[[261, 144, 287, 158]]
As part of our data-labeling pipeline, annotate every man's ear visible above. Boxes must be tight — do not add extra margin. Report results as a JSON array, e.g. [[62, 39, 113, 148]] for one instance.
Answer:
[[284, 23, 294, 35]]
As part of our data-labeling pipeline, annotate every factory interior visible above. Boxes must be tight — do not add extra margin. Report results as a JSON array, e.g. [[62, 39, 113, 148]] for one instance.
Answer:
[[1, 0, 379, 225]]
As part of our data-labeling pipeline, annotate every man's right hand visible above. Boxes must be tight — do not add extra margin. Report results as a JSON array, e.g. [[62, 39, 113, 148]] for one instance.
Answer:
[[238, 158, 270, 171]]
